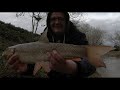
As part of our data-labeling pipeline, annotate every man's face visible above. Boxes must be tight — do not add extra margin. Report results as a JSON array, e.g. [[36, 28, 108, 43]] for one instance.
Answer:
[[50, 12, 66, 34]]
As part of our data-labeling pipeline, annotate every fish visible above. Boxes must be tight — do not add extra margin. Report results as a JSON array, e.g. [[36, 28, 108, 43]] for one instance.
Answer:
[[2, 41, 114, 69]]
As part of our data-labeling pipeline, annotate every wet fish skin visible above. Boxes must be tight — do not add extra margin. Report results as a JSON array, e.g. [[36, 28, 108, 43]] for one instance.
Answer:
[[2, 41, 114, 68]]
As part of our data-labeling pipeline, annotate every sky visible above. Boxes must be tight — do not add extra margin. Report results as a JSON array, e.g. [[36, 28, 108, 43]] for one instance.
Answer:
[[84, 13, 120, 33], [0, 12, 120, 46], [0, 12, 120, 35]]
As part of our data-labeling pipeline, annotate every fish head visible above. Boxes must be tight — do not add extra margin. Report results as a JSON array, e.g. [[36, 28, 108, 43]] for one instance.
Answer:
[[2, 47, 15, 60]]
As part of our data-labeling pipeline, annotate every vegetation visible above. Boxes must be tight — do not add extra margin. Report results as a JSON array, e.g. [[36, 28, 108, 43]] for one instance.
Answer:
[[107, 30, 120, 51], [72, 20, 106, 45], [16, 12, 47, 34], [72, 19, 120, 51], [0, 12, 120, 78], [0, 20, 40, 78]]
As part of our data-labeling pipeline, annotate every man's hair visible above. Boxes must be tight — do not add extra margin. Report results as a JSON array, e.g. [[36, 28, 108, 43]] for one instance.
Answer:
[[46, 12, 70, 33], [46, 12, 82, 42], [46, 12, 80, 32]]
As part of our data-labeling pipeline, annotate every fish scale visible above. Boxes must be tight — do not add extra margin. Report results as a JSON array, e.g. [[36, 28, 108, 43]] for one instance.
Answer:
[[2, 41, 114, 67]]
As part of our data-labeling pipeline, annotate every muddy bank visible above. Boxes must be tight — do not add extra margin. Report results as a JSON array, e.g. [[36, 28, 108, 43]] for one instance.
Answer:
[[104, 51, 120, 57]]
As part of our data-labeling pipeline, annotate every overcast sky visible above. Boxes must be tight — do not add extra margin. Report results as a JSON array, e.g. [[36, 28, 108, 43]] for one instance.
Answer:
[[0, 12, 120, 35], [84, 13, 120, 33]]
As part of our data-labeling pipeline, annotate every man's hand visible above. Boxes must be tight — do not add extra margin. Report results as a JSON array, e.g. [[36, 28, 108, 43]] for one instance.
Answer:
[[47, 50, 78, 75], [5, 53, 28, 73]]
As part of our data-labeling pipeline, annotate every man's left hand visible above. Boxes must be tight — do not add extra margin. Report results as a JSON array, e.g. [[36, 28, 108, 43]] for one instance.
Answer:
[[47, 50, 78, 75]]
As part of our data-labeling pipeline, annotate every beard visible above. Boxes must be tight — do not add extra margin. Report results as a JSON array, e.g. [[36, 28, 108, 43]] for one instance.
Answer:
[[53, 30, 64, 36], [52, 27, 65, 36]]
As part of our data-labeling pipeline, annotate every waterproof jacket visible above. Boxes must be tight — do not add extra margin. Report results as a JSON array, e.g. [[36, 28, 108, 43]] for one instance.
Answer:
[[46, 28, 96, 79], [23, 24, 96, 79]]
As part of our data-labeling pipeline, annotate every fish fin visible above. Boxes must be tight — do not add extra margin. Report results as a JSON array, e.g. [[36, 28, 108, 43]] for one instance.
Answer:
[[89, 56, 106, 68], [41, 61, 51, 73], [38, 27, 49, 43], [86, 46, 114, 68], [33, 61, 51, 76], [87, 45, 115, 56], [33, 62, 42, 75]]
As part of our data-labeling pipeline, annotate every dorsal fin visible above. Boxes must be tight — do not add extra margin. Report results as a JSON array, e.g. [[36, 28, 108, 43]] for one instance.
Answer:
[[39, 27, 49, 43]]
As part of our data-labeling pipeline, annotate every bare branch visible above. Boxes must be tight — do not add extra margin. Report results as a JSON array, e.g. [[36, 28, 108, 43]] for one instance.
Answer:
[[16, 12, 25, 17], [72, 20, 105, 45], [16, 12, 46, 34], [108, 30, 120, 46]]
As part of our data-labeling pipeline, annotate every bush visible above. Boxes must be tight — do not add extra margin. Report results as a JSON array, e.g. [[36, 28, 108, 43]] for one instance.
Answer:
[[114, 45, 120, 51]]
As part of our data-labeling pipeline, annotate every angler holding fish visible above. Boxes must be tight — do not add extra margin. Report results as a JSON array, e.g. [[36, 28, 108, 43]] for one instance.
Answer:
[[2, 12, 114, 78]]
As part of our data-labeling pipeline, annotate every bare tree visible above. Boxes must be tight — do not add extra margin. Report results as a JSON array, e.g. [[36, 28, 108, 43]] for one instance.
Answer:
[[85, 27, 105, 45], [108, 30, 120, 47], [72, 20, 105, 45], [69, 12, 86, 23], [16, 12, 46, 34], [16, 12, 84, 34]]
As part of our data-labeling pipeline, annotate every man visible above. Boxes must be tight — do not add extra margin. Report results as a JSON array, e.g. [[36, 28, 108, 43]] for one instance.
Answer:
[[6, 12, 96, 78]]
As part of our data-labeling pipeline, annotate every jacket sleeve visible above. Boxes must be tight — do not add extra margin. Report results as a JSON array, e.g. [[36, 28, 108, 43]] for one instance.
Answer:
[[48, 58, 96, 79], [70, 32, 96, 78], [48, 32, 96, 79], [73, 58, 96, 78], [20, 64, 35, 77]]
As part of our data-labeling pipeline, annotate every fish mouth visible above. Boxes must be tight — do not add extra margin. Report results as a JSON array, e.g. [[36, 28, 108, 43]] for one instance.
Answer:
[[2, 48, 15, 60]]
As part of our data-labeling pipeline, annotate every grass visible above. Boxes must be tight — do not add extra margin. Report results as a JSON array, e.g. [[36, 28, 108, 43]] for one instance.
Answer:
[[0, 51, 48, 78]]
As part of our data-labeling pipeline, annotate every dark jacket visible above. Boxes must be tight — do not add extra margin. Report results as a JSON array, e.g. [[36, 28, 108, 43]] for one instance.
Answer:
[[23, 22, 96, 79], [47, 31, 96, 79]]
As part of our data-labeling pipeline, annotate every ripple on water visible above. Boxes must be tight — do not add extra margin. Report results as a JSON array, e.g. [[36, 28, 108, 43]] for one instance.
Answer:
[[96, 57, 120, 78]]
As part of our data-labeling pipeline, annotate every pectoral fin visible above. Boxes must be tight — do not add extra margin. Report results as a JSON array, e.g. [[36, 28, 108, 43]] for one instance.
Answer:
[[33, 61, 51, 77], [33, 62, 42, 75], [41, 61, 51, 73]]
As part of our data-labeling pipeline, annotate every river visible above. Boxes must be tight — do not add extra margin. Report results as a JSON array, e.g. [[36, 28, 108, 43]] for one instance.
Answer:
[[96, 57, 120, 78]]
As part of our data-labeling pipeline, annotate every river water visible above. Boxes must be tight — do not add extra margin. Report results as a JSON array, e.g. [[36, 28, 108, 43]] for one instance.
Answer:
[[96, 57, 120, 78]]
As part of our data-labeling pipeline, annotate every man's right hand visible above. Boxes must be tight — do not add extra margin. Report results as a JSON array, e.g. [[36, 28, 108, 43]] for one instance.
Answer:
[[5, 53, 28, 73]]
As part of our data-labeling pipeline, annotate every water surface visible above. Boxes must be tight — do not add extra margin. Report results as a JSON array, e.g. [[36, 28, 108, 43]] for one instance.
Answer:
[[97, 57, 120, 77]]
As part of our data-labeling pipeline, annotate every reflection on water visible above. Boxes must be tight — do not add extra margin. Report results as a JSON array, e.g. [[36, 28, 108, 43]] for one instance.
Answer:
[[96, 57, 120, 78]]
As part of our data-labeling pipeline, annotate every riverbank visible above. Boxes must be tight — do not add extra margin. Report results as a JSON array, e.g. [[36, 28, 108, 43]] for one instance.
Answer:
[[90, 51, 120, 78], [104, 51, 120, 57]]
